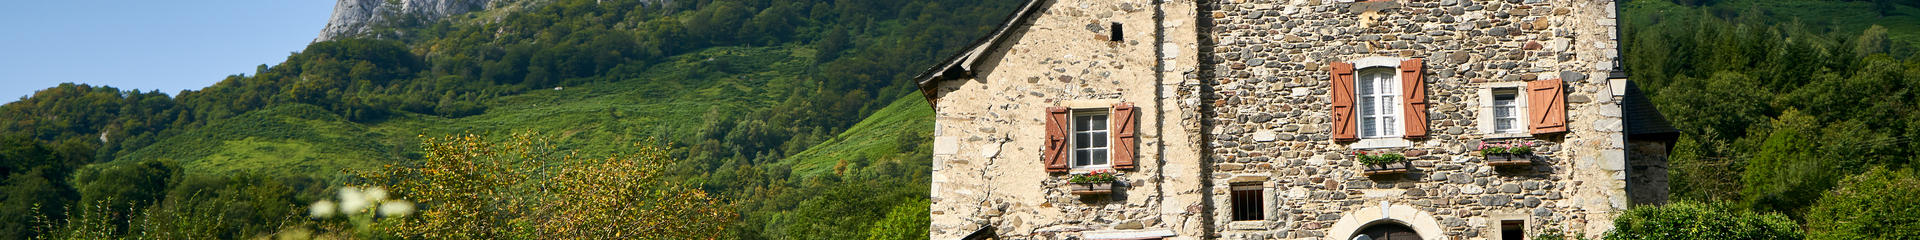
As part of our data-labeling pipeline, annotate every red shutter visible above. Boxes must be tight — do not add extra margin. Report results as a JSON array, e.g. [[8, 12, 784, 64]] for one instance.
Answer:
[[1330, 62, 1359, 141], [1111, 103, 1137, 170], [1528, 79, 1569, 134], [1044, 107, 1071, 172], [1400, 58, 1430, 139]]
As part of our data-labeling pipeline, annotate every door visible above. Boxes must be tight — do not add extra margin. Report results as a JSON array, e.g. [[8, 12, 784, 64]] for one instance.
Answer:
[[1354, 223, 1421, 240]]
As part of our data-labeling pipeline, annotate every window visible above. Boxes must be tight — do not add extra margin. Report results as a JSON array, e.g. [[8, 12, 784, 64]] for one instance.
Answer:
[[1230, 184, 1264, 221], [1356, 67, 1401, 138], [1492, 88, 1524, 134], [1072, 111, 1110, 168], [1109, 22, 1124, 42], [1500, 220, 1525, 240]]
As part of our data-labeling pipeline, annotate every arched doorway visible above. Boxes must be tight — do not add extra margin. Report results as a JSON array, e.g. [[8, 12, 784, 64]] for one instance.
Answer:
[[1351, 223, 1421, 240]]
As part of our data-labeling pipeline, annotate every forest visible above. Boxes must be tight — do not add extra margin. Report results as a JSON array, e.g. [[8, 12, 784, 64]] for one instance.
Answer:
[[0, 0, 1917, 239], [0, 0, 1017, 239], [1611, 0, 1920, 238]]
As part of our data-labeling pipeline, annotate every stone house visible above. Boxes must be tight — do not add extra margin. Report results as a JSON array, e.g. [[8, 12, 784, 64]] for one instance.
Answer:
[[915, 0, 1674, 239]]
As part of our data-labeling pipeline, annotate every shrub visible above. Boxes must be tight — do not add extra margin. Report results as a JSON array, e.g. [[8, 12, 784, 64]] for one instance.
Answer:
[[1805, 167, 1920, 240], [1604, 201, 1801, 240]]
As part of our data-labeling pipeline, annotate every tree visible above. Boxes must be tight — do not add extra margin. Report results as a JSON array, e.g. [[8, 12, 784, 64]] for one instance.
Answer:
[[364, 133, 734, 239], [1805, 167, 1920, 240]]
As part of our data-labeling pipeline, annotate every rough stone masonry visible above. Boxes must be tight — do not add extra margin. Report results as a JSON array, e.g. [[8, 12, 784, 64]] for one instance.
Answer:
[[918, 0, 1669, 239]]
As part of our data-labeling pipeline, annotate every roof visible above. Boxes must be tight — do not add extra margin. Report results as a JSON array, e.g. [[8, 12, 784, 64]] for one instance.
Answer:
[[913, 0, 1049, 107], [1622, 80, 1679, 142]]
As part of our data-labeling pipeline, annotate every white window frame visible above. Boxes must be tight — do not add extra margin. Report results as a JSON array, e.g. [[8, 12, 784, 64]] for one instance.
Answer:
[[1491, 88, 1524, 134], [1070, 110, 1112, 170], [1479, 82, 1532, 139], [1355, 67, 1403, 139], [1347, 57, 1412, 149]]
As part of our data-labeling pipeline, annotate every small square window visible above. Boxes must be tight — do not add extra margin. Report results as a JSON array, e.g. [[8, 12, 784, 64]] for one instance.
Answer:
[[1500, 220, 1525, 240], [1072, 111, 1110, 168], [1230, 184, 1264, 221]]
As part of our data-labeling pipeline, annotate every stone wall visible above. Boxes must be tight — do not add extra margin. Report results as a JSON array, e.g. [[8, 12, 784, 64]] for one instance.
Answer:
[[1197, 0, 1630, 239], [1626, 140, 1670, 206], [926, 0, 1205, 239]]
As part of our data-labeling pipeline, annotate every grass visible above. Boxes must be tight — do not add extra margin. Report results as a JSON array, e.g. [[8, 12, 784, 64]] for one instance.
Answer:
[[112, 104, 398, 177], [107, 46, 829, 179], [784, 94, 933, 178]]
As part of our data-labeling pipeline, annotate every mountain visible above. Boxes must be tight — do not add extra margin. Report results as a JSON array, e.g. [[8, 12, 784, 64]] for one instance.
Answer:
[[0, 0, 1021, 239], [317, 0, 494, 42]]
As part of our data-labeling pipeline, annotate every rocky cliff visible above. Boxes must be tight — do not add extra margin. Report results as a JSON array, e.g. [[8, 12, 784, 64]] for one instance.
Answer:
[[315, 0, 495, 42]]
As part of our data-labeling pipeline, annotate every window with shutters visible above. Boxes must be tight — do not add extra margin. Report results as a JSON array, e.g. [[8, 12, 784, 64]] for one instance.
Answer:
[[1334, 57, 1422, 149], [1230, 183, 1265, 221], [1356, 67, 1402, 139], [1045, 103, 1135, 172], [1072, 111, 1111, 169]]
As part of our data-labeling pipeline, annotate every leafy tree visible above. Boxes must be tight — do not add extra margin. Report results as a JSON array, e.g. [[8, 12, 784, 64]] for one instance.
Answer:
[[1805, 167, 1920, 240], [863, 199, 930, 240], [364, 133, 734, 239]]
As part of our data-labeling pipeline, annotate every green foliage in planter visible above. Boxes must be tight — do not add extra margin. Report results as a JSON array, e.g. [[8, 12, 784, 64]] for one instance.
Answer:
[[1509, 144, 1534, 155], [1480, 145, 1509, 156], [1603, 201, 1802, 240], [1805, 167, 1920, 240], [1354, 151, 1406, 166], [1478, 141, 1537, 156], [1068, 169, 1117, 184]]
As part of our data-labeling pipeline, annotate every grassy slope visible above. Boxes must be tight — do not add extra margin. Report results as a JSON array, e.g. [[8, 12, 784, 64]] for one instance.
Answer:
[[784, 94, 932, 178], [114, 46, 816, 178], [116, 104, 399, 177]]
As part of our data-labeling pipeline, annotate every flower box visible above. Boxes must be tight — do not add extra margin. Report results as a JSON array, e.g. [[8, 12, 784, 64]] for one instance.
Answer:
[[1480, 140, 1538, 167], [1070, 182, 1115, 195], [1363, 161, 1410, 176], [1355, 150, 1410, 176], [1486, 154, 1531, 167], [1068, 169, 1119, 195]]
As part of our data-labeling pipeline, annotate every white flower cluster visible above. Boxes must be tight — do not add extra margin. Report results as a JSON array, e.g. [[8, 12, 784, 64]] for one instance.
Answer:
[[310, 186, 415, 218]]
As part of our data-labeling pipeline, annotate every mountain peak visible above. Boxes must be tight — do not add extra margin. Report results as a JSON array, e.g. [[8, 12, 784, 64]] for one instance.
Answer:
[[316, 0, 495, 42]]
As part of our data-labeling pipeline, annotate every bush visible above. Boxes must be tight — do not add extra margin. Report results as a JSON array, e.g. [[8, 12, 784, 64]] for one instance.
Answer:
[[1805, 167, 1920, 240], [1604, 201, 1802, 240]]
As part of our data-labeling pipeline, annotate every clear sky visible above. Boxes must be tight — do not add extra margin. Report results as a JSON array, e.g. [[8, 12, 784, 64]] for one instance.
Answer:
[[1, 1, 337, 104]]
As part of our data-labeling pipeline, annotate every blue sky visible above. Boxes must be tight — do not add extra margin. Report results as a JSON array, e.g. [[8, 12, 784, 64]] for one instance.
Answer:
[[1, 1, 336, 104]]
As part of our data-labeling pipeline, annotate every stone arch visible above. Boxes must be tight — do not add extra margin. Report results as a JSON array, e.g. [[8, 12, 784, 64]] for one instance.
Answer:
[[1326, 201, 1447, 240]]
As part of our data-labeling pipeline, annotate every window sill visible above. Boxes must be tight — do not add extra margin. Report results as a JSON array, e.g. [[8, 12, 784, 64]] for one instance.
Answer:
[[1228, 221, 1272, 230], [1481, 132, 1532, 140], [1349, 138, 1412, 149], [1069, 166, 1114, 174]]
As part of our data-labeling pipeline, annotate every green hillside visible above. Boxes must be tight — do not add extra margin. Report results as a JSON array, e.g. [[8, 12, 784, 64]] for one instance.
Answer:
[[0, 0, 1021, 238], [786, 94, 933, 178], [114, 104, 397, 177]]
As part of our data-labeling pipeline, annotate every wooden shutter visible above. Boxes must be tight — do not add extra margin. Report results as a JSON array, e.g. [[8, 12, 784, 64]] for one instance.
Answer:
[[1400, 58, 1430, 139], [1044, 107, 1071, 172], [1528, 79, 1569, 134], [1330, 62, 1358, 141], [1111, 103, 1137, 170]]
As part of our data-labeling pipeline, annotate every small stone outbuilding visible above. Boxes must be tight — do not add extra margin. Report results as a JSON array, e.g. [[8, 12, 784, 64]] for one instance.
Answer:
[[917, 0, 1671, 239]]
